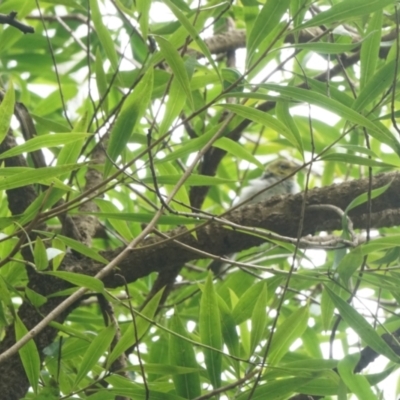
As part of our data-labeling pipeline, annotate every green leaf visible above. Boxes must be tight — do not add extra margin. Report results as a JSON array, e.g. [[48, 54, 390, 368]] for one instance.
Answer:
[[213, 137, 264, 169], [157, 162, 190, 214], [89, 0, 119, 70], [237, 377, 313, 400], [57, 114, 90, 179], [220, 103, 303, 151], [83, 211, 202, 225], [155, 35, 193, 108], [360, 11, 383, 88], [0, 164, 82, 191], [162, 0, 221, 80], [137, 0, 151, 39], [232, 280, 268, 325], [321, 153, 397, 168], [141, 174, 234, 186], [43, 271, 104, 293], [325, 286, 400, 363], [345, 181, 392, 213], [95, 48, 109, 114], [25, 287, 47, 308], [107, 287, 165, 366], [276, 101, 304, 156], [352, 60, 396, 112], [169, 314, 201, 398], [39, 232, 109, 264], [297, 0, 396, 29], [247, 0, 291, 62], [267, 305, 309, 366], [158, 77, 187, 137], [34, 237, 48, 271], [74, 324, 117, 387], [250, 284, 268, 354], [262, 84, 400, 154], [95, 199, 134, 241], [15, 316, 40, 394], [104, 67, 153, 177], [0, 81, 14, 144], [199, 273, 222, 389], [156, 122, 223, 164], [0, 133, 91, 160], [336, 247, 364, 286], [338, 354, 378, 400], [286, 41, 362, 54]]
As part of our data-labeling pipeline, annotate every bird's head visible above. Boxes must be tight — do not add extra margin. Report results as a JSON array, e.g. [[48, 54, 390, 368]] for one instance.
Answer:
[[265, 159, 298, 178]]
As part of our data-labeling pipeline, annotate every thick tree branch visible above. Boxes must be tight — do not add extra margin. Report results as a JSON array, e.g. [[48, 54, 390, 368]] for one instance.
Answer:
[[101, 171, 400, 286]]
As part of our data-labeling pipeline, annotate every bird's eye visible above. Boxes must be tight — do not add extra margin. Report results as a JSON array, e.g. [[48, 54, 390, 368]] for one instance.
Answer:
[[280, 164, 289, 169]]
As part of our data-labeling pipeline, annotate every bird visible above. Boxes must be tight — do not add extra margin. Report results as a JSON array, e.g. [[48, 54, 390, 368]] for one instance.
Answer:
[[209, 158, 300, 275], [234, 158, 299, 206]]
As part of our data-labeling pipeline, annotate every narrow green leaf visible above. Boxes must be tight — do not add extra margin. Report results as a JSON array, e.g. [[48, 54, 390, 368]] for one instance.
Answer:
[[96, 199, 134, 241], [298, 0, 396, 30], [0, 276, 13, 309], [263, 84, 400, 154], [107, 287, 165, 366], [325, 286, 400, 363], [34, 237, 48, 271], [232, 280, 268, 325], [213, 137, 264, 169], [247, 0, 291, 61], [352, 60, 396, 112], [74, 324, 117, 387], [0, 164, 82, 191], [25, 287, 47, 308], [336, 247, 364, 286], [43, 271, 104, 293], [155, 35, 193, 108], [218, 296, 240, 361], [141, 174, 234, 186], [104, 68, 153, 177], [0, 81, 14, 144], [57, 113, 89, 179], [338, 354, 378, 400], [95, 48, 109, 114], [157, 162, 190, 214], [15, 316, 40, 394], [89, 0, 119, 70], [360, 11, 383, 88], [321, 153, 397, 168], [220, 103, 302, 151], [286, 41, 361, 54], [345, 181, 392, 213], [250, 284, 268, 354], [83, 211, 202, 225], [131, 363, 201, 375], [169, 314, 201, 398], [162, 0, 221, 80], [156, 123, 223, 164], [99, 375, 189, 399], [267, 305, 309, 366], [0, 133, 90, 160], [361, 235, 400, 255], [31, 114, 70, 133], [137, 0, 151, 39], [199, 273, 222, 389], [159, 77, 186, 137], [237, 377, 313, 400], [39, 232, 109, 264], [276, 101, 304, 156]]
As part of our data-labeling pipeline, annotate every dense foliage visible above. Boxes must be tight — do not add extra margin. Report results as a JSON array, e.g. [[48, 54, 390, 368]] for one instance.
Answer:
[[1, 0, 400, 399]]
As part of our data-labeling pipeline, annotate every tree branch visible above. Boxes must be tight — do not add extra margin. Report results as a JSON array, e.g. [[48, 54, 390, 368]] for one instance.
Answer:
[[0, 12, 34, 34]]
